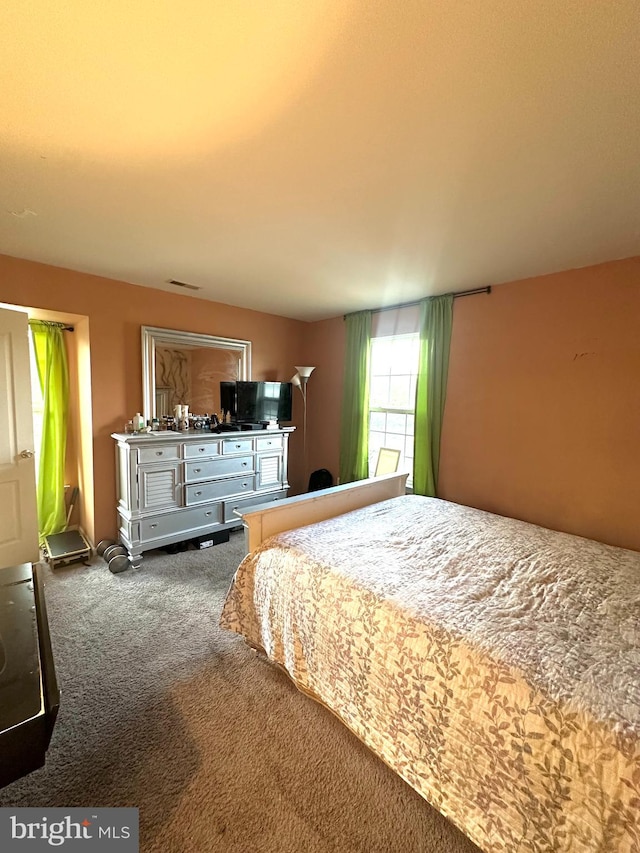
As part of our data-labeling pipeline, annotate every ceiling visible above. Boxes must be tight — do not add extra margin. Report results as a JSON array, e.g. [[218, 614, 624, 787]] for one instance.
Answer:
[[2, 1, 639, 322]]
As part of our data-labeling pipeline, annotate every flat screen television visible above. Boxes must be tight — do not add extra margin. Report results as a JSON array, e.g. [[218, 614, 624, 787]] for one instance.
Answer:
[[228, 381, 293, 424]]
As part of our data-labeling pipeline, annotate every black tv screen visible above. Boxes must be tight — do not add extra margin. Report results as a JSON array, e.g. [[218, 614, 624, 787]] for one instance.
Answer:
[[235, 381, 292, 423]]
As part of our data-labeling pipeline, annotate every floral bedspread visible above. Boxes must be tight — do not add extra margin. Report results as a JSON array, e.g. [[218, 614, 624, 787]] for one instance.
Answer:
[[220, 495, 640, 852]]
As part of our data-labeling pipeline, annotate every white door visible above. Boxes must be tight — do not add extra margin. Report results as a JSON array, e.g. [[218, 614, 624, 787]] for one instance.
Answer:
[[0, 308, 39, 566]]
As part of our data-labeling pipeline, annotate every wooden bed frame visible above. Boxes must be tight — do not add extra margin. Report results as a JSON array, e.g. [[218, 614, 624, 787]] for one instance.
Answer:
[[237, 472, 408, 553], [227, 474, 640, 853]]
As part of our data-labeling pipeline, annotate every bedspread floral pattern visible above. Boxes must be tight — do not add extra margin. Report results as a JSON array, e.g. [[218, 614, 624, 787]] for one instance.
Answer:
[[221, 496, 640, 852]]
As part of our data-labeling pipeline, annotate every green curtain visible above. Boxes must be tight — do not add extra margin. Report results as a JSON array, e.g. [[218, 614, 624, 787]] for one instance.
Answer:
[[413, 294, 453, 497], [339, 310, 372, 483], [30, 322, 69, 539]]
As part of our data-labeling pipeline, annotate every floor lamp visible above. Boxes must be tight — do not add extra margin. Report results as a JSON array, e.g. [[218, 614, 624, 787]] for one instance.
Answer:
[[291, 365, 315, 487]]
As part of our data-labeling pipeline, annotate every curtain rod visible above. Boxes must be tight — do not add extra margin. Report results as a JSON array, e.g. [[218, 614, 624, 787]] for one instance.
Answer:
[[345, 286, 491, 319], [29, 320, 75, 332], [373, 286, 491, 315], [453, 285, 492, 299]]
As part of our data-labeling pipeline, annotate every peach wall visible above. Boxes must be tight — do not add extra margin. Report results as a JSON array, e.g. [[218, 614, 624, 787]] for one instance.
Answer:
[[439, 256, 640, 552], [0, 254, 306, 543], [303, 315, 346, 487], [4, 252, 639, 553], [307, 256, 640, 552], [74, 317, 95, 544]]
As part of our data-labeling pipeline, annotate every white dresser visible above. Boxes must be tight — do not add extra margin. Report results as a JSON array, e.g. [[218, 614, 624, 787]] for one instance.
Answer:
[[112, 428, 293, 566]]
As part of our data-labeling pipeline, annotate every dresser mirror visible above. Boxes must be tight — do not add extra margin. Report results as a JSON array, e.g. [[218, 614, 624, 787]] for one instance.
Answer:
[[141, 326, 251, 421]]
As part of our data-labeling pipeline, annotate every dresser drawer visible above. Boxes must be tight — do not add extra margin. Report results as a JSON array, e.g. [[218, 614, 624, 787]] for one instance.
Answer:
[[138, 443, 180, 463], [185, 455, 253, 482], [222, 438, 253, 455], [185, 475, 255, 505], [140, 504, 221, 541], [223, 490, 286, 522], [256, 435, 283, 452], [184, 440, 220, 459]]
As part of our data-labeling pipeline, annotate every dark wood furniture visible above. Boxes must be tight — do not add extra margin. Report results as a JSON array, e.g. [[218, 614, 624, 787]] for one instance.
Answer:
[[0, 563, 59, 789]]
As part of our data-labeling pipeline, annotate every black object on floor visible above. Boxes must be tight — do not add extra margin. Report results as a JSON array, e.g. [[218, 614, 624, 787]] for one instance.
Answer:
[[191, 530, 231, 549], [160, 540, 190, 554], [308, 469, 334, 492]]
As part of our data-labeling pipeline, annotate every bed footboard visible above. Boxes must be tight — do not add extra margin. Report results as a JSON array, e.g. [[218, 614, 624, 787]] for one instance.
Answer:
[[238, 472, 408, 553]]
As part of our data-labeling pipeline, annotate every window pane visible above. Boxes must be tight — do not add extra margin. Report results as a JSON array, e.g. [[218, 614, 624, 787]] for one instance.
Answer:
[[29, 336, 44, 486], [368, 431, 385, 476], [406, 413, 414, 436], [384, 434, 405, 452], [398, 456, 412, 475], [391, 338, 419, 372], [369, 411, 386, 432], [386, 412, 406, 434], [388, 375, 412, 409], [369, 431, 385, 453], [370, 338, 394, 375], [369, 375, 390, 408]]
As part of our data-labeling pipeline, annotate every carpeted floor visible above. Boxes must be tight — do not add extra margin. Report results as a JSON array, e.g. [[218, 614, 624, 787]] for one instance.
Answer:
[[0, 531, 481, 853]]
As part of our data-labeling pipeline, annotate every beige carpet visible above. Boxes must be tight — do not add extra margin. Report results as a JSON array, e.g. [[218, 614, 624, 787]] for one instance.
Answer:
[[0, 531, 481, 853]]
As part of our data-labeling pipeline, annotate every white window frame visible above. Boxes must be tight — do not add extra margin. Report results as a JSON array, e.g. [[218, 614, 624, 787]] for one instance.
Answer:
[[368, 332, 420, 487], [29, 334, 44, 485]]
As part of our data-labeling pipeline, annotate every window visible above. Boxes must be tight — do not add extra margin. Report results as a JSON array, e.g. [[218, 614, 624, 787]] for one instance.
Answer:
[[29, 334, 44, 485], [368, 333, 420, 485]]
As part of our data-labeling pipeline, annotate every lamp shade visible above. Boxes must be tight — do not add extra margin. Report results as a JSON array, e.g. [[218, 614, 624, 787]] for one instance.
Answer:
[[294, 366, 315, 379], [290, 373, 301, 388]]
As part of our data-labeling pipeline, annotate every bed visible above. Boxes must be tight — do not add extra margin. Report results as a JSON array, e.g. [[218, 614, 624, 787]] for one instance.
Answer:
[[220, 475, 640, 853]]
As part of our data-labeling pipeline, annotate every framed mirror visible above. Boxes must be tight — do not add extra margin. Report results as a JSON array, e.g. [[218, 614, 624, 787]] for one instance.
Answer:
[[141, 326, 251, 421]]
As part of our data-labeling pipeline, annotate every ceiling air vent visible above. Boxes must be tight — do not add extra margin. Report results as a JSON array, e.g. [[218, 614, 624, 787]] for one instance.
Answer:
[[167, 279, 201, 291]]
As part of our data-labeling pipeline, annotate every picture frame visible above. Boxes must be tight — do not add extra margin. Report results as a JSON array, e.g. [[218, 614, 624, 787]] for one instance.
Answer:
[[374, 447, 401, 476]]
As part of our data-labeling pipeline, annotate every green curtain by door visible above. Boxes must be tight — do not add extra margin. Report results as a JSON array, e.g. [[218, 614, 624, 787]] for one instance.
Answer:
[[30, 322, 69, 539], [413, 294, 453, 497], [339, 310, 371, 484]]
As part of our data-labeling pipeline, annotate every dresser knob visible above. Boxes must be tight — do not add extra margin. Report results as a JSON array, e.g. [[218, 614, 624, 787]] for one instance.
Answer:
[[199, 447, 205, 452], [195, 491, 202, 496], [156, 451, 163, 456], [150, 523, 157, 529], [205, 511, 212, 516], [194, 468, 201, 473]]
